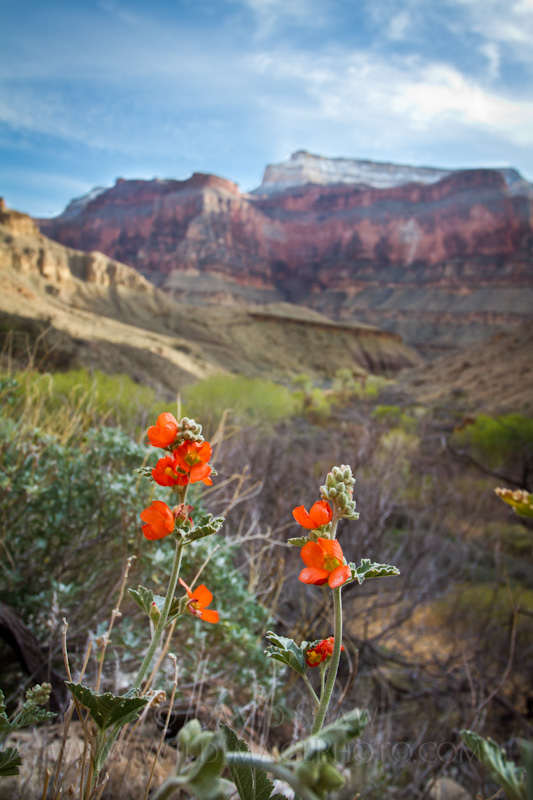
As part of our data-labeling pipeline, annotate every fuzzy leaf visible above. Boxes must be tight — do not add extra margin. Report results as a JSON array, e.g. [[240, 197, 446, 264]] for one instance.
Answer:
[[264, 632, 306, 676], [0, 747, 23, 776], [152, 593, 188, 626], [134, 466, 154, 479], [293, 708, 369, 759], [15, 707, 55, 728], [460, 730, 526, 800], [128, 585, 154, 616], [0, 713, 11, 739], [287, 536, 309, 547], [348, 559, 400, 585], [220, 724, 285, 800], [66, 683, 147, 732], [183, 514, 225, 545]]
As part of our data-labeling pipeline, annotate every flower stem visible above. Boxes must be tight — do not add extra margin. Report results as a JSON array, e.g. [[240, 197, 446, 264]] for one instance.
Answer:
[[131, 538, 184, 693], [310, 586, 342, 735], [302, 673, 319, 707]]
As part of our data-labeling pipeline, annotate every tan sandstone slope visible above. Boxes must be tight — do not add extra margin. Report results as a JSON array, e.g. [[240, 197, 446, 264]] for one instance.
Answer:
[[0, 200, 420, 393]]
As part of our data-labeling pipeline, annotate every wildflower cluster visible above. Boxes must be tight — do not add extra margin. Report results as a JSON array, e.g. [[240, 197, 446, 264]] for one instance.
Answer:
[[139, 412, 220, 623]]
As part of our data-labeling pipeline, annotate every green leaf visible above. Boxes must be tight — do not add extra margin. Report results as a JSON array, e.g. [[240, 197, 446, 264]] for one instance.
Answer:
[[220, 724, 285, 800], [134, 466, 153, 479], [185, 731, 228, 800], [65, 683, 148, 732], [264, 632, 306, 677], [15, 707, 55, 728], [0, 747, 23, 777], [348, 559, 400, 585], [0, 713, 12, 740], [287, 536, 309, 547], [294, 708, 369, 759], [183, 513, 225, 545], [460, 730, 526, 800], [152, 593, 188, 626], [128, 585, 154, 616]]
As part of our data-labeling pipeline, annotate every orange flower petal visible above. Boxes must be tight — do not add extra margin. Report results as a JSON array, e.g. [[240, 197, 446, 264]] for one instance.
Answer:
[[299, 567, 330, 585], [199, 609, 219, 624], [317, 537, 344, 563], [328, 565, 352, 588], [202, 476, 213, 486], [147, 413, 178, 448], [179, 577, 193, 599], [142, 523, 169, 541], [300, 541, 325, 569], [309, 501, 333, 527], [197, 441, 212, 462], [191, 584, 213, 609], [189, 463, 212, 484], [292, 505, 315, 529]]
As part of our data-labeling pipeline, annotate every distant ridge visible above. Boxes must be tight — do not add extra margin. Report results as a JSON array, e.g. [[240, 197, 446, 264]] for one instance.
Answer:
[[254, 150, 533, 196]]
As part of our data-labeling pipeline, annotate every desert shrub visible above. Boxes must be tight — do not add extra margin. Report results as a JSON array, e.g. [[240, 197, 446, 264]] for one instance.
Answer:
[[0, 368, 170, 437], [0, 412, 272, 700], [452, 413, 533, 488], [183, 374, 296, 432], [372, 404, 417, 433]]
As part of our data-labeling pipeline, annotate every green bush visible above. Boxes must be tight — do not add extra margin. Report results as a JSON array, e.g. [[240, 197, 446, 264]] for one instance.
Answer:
[[184, 374, 296, 432], [0, 368, 170, 437], [0, 406, 272, 701], [452, 414, 533, 471]]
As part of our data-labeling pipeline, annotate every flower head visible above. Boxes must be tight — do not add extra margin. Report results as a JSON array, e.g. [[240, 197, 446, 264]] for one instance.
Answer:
[[140, 500, 175, 540], [179, 578, 219, 623], [152, 455, 188, 487], [173, 441, 213, 486], [293, 500, 332, 530], [299, 537, 351, 588], [147, 413, 179, 448], [305, 637, 344, 668]]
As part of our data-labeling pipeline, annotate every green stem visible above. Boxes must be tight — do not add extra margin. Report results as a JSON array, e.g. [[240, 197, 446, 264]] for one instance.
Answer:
[[131, 537, 184, 693], [310, 586, 342, 735], [302, 674, 319, 707], [225, 753, 321, 800]]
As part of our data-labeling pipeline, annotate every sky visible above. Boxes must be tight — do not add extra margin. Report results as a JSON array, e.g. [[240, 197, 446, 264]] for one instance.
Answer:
[[1, 0, 533, 218]]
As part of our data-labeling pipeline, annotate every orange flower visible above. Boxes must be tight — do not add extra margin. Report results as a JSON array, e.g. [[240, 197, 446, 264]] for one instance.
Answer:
[[140, 500, 175, 540], [179, 578, 219, 624], [299, 537, 351, 588], [293, 500, 332, 530], [173, 441, 213, 486], [147, 413, 179, 448], [305, 637, 344, 668], [152, 455, 188, 487]]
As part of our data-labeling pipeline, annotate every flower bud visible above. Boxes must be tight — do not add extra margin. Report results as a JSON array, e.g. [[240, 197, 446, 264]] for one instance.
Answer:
[[173, 503, 194, 524], [177, 718, 203, 750], [25, 683, 52, 706], [317, 763, 345, 790], [150, 602, 161, 624], [295, 761, 320, 786]]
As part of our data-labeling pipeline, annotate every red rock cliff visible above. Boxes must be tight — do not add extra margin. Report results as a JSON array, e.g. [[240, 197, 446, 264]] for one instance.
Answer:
[[36, 164, 533, 353]]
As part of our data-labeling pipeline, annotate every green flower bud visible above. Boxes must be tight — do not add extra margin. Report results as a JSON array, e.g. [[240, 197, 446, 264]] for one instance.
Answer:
[[149, 602, 161, 624], [317, 763, 345, 790], [25, 683, 52, 706], [337, 491, 348, 508], [295, 761, 320, 787], [187, 730, 216, 757], [177, 718, 203, 750]]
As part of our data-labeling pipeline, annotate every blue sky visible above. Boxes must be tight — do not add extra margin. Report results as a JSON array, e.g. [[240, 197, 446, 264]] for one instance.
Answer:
[[1, 0, 533, 217]]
